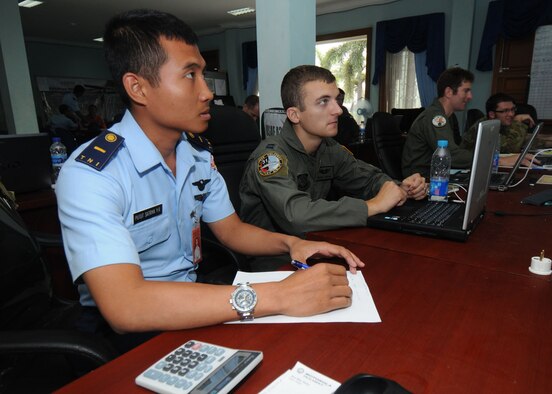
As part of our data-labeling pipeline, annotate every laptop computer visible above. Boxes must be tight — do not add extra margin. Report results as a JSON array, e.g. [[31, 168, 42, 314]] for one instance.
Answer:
[[0, 133, 53, 194], [488, 122, 543, 191], [366, 119, 499, 242], [451, 122, 543, 190]]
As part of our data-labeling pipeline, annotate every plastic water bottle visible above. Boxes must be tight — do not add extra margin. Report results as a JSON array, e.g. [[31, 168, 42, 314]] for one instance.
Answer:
[[429, 140, 451, 202], [491, 136, 500, 174], [50, 137, 67, 185], [359, 121, 366, 143]]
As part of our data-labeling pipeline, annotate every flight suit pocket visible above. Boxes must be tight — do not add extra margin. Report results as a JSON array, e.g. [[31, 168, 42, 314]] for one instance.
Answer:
[[129, 215, 170, 253]]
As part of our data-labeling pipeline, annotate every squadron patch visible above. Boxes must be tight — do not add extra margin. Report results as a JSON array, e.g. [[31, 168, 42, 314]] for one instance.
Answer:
[[432, 115, 447, 128], [257, 152, 284, 177]]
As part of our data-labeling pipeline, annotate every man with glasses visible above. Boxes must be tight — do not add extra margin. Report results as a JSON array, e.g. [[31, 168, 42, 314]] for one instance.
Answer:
[[462, 93, 552, 154]]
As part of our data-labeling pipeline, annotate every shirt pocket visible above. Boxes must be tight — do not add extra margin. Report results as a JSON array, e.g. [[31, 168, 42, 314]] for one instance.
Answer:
[[128, 215, 170, 253]]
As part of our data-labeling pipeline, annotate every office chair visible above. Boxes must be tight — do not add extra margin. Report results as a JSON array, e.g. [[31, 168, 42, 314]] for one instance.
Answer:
[[200, 105, 262, 277], [390, 107, 424, 134], [51, 128, 79, 156], [261, 107, 287, 139], [371, 112, 405, 180], [465, 108, 484, 133], [515, 103, 538, 123], [0, 182, 117, 393]]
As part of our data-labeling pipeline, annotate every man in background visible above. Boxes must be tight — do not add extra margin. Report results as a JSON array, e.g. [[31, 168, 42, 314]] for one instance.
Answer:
[[333, 88, 360, 145], [242, 94, 260, 122], [62, 84, 85, 123], [462, 93, 552, 152]]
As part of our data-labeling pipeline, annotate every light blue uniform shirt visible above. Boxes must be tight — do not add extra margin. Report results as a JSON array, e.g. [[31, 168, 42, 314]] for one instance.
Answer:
[[56, 111, 234, 306]]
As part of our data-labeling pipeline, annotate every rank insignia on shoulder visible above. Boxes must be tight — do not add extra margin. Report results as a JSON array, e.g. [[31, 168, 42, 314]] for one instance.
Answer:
[[187, 132, 213, 153], [340, 145, 354, 156], [257, 151, 284, 177], [75, 131, 124, 171], [432, 115, 447, 128]]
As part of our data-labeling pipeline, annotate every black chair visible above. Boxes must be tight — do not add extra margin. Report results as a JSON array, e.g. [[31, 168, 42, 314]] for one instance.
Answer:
[[465, 108, 485, 133], [371, 112, 405, 180], [200, 105, 262, 277], [515, 103, 538, 123], [50, 128, 79, 156], [390, 107, 424, 134], [0, 182, 117, 393], [260, 107, 286, 139]]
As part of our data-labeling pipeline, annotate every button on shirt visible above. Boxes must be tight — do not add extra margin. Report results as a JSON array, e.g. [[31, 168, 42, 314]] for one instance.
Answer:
[[56, 111, 234, 306]]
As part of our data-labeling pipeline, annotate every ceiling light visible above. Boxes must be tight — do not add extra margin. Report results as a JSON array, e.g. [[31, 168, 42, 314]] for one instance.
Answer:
[[93, 37, 103, 42], [18, 1, 43, 8], [227, 7, 255, 16]]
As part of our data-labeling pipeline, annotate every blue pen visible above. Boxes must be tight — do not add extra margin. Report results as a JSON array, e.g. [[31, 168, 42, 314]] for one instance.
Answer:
[[291, 260, 310, 270]]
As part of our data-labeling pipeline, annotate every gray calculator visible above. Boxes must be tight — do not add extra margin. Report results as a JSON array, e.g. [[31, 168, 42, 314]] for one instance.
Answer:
[[135, 339, 263, 394]]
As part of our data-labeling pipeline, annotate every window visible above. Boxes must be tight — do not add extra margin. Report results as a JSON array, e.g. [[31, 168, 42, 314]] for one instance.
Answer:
[[383, 48, 421, 112], [316, 29, 372, 110]]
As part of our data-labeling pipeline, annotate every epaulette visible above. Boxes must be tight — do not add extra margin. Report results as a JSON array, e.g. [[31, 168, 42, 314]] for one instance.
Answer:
[[186, 132, 213, 153], [75, 130, 124, 171]]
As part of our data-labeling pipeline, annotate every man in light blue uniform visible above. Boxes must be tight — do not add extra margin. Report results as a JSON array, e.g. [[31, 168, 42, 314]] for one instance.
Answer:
[[58, 112, 234, 307], [56, 9, 364, 353]]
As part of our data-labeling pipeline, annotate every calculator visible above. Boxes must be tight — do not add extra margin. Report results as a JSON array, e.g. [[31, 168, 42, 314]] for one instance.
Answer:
[[135, 339, 263, 394]]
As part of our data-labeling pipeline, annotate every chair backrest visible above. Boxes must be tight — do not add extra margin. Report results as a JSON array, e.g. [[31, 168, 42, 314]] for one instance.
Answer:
[[0, 182, 52, 329], [390, 107, 425, 133], [371, 112, 405, 180], [202, 105, 261, 213], [261, 107, 287, 139], [515, 103, 538, 122], [465, 108, 485, 133], [51, 128, 79, 156]]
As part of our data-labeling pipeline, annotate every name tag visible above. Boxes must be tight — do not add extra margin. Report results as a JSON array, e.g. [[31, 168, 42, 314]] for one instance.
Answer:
[[133, 204, 162, 224]]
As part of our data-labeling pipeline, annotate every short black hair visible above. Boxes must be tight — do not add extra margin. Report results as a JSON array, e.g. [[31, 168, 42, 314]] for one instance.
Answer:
[[281, 65, 336, 110], [103, 9, 198, 107], [436, 67, 474, 97], [73, 85, 85, 95], [485, 93, 516, 115], [244, 95, 259, 107]]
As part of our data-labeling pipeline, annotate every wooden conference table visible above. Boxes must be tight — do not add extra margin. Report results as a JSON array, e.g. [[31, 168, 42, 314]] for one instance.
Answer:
[[57, 180, 551, 393]]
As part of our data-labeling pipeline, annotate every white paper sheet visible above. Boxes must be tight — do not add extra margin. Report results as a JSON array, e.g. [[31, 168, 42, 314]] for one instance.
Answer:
[[259, 361, 341, 394], [228, 270, 381, 324]]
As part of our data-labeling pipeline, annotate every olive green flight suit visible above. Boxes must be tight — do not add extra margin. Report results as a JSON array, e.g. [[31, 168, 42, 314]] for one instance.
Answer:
[[402, 99, 473, 177]]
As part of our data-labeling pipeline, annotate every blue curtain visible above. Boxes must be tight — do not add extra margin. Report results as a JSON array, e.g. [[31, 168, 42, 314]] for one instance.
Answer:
[[476, 0, 552, 71], [414, 51, 436, 107], [242, 41, 258, 93], [372, 13, 445, 85]]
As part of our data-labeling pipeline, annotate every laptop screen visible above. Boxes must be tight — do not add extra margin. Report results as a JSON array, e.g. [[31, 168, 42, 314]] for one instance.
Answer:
[[463, 119, 499, 230], [0, 133, 52, 194]]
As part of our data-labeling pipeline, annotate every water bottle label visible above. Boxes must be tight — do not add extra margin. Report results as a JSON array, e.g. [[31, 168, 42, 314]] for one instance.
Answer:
[[429, 178, 448, 201], [492, 151, 500, 173], [51, 153, 66, 166]]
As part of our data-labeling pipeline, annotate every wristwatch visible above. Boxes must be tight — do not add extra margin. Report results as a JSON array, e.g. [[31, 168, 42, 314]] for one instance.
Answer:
[[230, 282, 257, 321]]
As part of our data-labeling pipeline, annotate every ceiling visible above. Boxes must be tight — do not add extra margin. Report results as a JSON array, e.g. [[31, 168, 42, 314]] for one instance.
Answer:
[[18, 0, 399, 46]]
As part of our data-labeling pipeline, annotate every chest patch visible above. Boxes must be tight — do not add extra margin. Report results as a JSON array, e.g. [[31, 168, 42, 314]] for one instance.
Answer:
[[317, 166, 333, 181], [432, 115, 447, 128], [257, 152, 284, 177], [297, 174, 310, 191]]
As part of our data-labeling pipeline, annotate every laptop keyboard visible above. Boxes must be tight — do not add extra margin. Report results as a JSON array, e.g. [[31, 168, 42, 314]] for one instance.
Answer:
[[405, 202, 461, 227]]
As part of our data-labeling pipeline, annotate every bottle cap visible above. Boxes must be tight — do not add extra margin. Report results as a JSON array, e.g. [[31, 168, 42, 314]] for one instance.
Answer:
[[52, 137, 61, 142], [437, 140, 448, 148]]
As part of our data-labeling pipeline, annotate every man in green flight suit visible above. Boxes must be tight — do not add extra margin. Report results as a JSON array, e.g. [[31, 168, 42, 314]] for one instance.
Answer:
[[402, 68, 540, 178], [239, 65, 426, 271], [402, 67, 475, 178], [462, 93, 552, 153]]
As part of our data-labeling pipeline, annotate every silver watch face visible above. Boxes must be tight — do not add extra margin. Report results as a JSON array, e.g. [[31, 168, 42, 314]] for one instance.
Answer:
[[232, 285, 257, 313]]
